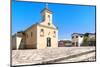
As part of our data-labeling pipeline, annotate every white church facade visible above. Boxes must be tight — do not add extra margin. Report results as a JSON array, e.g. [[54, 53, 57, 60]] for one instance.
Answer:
[[12, 4, 58, 49]]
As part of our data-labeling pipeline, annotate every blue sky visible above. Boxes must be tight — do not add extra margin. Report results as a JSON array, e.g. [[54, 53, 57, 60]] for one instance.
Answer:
[[12, 0, 96, 40]]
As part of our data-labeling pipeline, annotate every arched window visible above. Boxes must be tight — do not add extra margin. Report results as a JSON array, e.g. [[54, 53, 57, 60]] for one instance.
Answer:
[[48, 15, 50, 24], [48, 15, 50, 18], [53, 31, 56, 37], [40, 29, 44, 36], [41, 29, 44, 32], [48, 23, 50, 26]]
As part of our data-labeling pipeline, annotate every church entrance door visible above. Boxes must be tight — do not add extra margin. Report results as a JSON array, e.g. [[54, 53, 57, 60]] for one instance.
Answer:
[[47, 37, 51, 47]]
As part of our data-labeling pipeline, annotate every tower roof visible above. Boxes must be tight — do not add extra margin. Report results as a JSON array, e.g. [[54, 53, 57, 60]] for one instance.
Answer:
[[41, 3, 52, 14]]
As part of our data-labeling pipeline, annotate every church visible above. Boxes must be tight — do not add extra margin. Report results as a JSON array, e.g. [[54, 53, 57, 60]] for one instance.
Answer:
[[12, 4, 58, 49]]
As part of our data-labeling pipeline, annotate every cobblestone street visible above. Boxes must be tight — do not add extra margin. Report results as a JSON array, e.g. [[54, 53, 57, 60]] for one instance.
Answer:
[[12, 47, 96, 66]]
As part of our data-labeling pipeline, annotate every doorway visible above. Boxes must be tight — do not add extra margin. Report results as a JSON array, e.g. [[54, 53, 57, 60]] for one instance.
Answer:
[[47, 37, 51, 47]]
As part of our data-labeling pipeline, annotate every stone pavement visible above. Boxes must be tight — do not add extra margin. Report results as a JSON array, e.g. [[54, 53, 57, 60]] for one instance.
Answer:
[[12, 47, 96, 66], [55, 51, 95, 63]]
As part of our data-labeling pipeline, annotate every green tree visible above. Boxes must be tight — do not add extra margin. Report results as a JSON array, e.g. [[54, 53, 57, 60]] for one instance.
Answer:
[[82, 33, 90, 46]]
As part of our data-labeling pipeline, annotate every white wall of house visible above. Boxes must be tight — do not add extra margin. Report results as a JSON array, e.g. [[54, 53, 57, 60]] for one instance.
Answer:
[[72, 34, 78, 46], [16, 36, 22, 49], [72, 33, 83, 47], [12, 35, 22, 50], [78, 36, 83, 47]]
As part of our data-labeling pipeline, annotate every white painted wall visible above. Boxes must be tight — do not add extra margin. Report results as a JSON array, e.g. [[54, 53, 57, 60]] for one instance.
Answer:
[[12, 35, 22, 49], [78, 36, 83, 47], [72, 34, 83, 47], [16, 37, 22, 49]]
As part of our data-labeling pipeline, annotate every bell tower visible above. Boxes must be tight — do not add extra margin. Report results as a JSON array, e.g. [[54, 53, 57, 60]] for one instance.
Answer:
[[41, 3, 53, 26]]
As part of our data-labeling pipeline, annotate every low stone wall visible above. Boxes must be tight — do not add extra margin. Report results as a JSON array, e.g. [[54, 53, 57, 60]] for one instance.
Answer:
[[12, 47, 96, 66]]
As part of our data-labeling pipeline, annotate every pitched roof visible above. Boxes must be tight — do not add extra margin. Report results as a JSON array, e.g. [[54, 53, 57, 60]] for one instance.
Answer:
[[72, 33, 84, 36], [72, 33, 95, 36], [41, 7, 52, 14]]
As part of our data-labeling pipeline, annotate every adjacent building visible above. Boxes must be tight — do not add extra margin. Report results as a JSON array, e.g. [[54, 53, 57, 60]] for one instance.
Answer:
[[58, 40, 72, 47], [72, 33, 95, 47], [72, 33, 84, 47], [12, 4, 58, 49]]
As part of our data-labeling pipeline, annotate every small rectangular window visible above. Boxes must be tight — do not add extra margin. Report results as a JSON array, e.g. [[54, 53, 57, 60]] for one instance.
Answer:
[[76, 42, 78, 46], [76, 36, 78, 38], [80, 36, 83, 37], [72, 42, 75, 45]]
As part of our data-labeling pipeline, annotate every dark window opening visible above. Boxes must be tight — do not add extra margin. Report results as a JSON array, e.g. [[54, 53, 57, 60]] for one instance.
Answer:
[[41, 29, 44, 32], [80, 36, 83, 37], [76, 42, 78, 46], [48, 23, 50, 25], [48, 15, 50, 18], [40, 29, 44, 36], [76, 36, 78, 38], [53, 31, 56, 37]]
